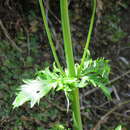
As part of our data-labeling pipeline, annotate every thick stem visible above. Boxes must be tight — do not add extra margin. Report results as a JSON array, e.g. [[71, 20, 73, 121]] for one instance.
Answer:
[[60, 0, 75, 76], [60, 0, 83, 129], [71, 88, 83, 130]]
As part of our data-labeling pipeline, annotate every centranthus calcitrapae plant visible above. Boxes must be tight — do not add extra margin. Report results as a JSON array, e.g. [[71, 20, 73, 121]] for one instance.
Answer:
[[13, 0, 111, 129]]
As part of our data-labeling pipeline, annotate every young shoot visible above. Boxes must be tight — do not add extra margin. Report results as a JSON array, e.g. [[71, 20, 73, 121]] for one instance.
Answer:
[[13, 0, 111, 129]]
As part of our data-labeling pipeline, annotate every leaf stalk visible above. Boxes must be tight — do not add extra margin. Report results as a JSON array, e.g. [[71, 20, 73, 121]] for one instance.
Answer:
[[39, 0, 64, 75], [78, 0, 96, 74]]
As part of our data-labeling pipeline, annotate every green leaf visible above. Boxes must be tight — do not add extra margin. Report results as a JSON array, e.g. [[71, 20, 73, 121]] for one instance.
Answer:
[[12, 93, 29, 108], [79, 74, 111, 98], [53, 63, 62, 73], [13, 78, 52, 108], [115, 125, 122, 130], [98, 84, 111, 99], [82, 58, 110, 78], [51, 124, 65, 130], [77, 56, 111, 98], [13, 55, 111, 108], [36, 67, 58, 80]]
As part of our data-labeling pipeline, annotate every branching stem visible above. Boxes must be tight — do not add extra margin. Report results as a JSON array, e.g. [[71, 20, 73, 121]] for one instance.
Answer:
[[78, 0, 96, 74]]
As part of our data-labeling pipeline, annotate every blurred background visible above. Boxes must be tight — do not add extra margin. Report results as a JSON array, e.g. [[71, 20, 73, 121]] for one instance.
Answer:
[[0, 0, 130, 129]]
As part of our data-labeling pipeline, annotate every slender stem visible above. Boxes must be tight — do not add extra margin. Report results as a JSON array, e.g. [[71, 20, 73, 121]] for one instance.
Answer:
[[78, 0, 96, 74], [60, 0, 83, 130], [39, 0, 64, 75]]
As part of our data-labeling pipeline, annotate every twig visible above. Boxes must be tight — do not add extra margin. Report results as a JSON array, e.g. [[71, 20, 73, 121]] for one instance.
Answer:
[[45, 0, 65, 63], [48, 9, 61, 24], [109, 70, 130, 84], [93, 100, 130, 130], [23, 26, 30, 56], [45, 95, 67, 112], [112, 86, 120, 101], [0, 20, 22, 52], [81, 104, 130, 119], [84, 87, 99, 97]]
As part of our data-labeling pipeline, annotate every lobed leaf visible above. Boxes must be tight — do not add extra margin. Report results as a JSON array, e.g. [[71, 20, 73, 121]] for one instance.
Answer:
[[13, 78, 52, 108], [13, 54, 112, 108], [77, 54, 111, 98]]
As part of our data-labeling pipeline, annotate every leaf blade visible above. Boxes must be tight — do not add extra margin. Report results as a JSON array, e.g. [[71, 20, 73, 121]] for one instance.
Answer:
[[13, 78, 52, 108]]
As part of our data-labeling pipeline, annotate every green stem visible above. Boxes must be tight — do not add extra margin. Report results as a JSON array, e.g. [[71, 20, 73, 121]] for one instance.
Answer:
[[39, 0, 64, 75], [78, 0, 96, 74], [60, 0, 75, 76], [71, 88, 83, 130], [60, 0, 83, 129]]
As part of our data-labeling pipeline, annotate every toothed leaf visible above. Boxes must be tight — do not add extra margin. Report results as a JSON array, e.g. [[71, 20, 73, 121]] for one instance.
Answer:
[[13, 78, 52, 108]]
